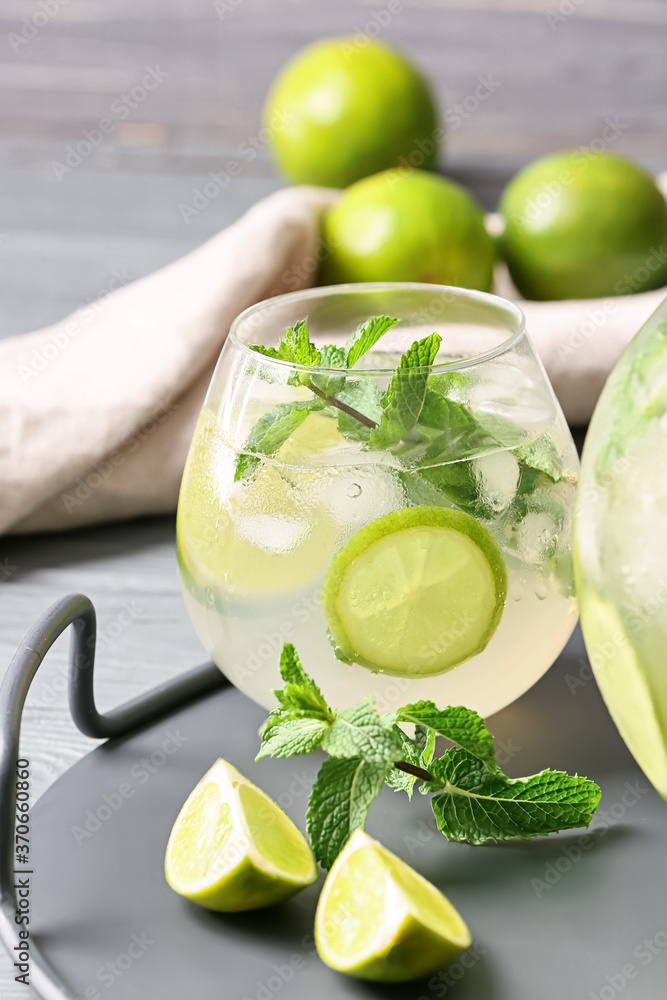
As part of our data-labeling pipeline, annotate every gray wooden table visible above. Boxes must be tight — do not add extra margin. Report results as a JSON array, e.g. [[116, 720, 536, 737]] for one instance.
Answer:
[[1, 1, 667, 996]]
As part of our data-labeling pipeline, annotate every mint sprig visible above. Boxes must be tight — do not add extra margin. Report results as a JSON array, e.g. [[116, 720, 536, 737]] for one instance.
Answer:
[[257, 644, 601, 868], [239, 314, 559, 513]]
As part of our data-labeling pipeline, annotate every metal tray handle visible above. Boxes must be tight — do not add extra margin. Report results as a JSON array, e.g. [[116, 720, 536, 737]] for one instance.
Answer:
[[0, 593, 225, 1000]]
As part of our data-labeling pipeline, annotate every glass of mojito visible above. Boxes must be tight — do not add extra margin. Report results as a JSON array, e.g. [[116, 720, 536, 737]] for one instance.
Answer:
[[177, 283, 579, 717], [575, 296, 667, 797]]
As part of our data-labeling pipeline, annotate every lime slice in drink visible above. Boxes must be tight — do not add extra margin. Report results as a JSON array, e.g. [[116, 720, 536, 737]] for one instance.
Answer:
[[321, 505, 507, 676], [315, 830, 471, 981], [578, 594, 667, 796], [165, 759, 317, 911], [177, 410, 336, 602]]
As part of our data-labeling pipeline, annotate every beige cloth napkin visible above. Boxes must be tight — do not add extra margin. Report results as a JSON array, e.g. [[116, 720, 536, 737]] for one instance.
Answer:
[[2, 180, 666, 535]]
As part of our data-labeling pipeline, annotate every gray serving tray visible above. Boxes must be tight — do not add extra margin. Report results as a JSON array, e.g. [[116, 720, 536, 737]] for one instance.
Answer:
[[2, 594, 666, 1000]]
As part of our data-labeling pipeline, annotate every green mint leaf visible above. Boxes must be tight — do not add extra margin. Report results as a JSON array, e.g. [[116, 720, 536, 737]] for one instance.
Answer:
[[335, 378, 383, 442], [430, 748, 601, 844], [256, 717, 330, 759], [321, 694, 403, 764], [249, 318, 320, 372], [249, 344, 291, 362], [515, 436, 563, 486], [307, 344, 349, 398], [345, 315, 398, 369], [385, 726, 424, 799], [421, 728, 437, 767], [369, 333, 442, 450], [420, 393, 498, 462], [288, 318, 321, 367], [413, 724, 430, 754], [319, 344, 347, 369], [396, 702, 497, 772], [234, 400, 323, 481], [272, 644, 336, 722], [306, 756, 390, 868]]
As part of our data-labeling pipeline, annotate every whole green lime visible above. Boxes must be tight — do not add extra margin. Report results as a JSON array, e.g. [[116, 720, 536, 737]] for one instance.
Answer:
[[320, 168, 494, 290], [263, 37, 439, 188], [500, 151, 667, 300]]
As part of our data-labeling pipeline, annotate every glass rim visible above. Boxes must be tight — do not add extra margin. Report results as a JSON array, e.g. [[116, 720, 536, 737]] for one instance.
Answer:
[[228, 282, 527, 376]]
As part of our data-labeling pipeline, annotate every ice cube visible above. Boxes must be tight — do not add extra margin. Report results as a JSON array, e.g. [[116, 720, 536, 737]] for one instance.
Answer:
[[475, 450, 520, 512]]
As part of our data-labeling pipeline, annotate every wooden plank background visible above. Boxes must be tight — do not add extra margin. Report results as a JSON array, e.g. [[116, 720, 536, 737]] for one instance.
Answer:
[[0, 2, 666, 994]]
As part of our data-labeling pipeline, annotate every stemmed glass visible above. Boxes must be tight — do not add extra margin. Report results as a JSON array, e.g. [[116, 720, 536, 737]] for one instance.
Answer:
[[177, 283, 579, 717]]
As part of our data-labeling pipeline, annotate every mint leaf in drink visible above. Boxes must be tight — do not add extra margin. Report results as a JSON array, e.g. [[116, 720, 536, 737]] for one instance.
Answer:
[[321, 695, 403, 764], [429, 748, 601, 844], [514, 436, 563, 487], [396, 702, 497, 772], [318, 344, 347, 369], [335, 378, 383, 442], [250, 318, 321, 367], [306, 756, 391, 869], [234, 399, 323, 481], [369, 333, 442, 450], [307, 343, 349, 398], [345, 315, 398, 369], [256, 717, 330, 759]]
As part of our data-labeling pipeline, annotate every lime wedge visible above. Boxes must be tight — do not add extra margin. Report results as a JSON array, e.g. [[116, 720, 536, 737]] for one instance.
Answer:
[[578, 594, 667, 796], [165, 759, 317, 911], [315, 830, 471, 981], [321, 505, 507, 676]]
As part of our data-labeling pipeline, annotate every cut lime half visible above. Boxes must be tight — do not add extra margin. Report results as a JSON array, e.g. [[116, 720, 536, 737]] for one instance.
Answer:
[[165, 759, 317, 911], [321, 505, 507, 676], [315, 830, 471, 981]]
